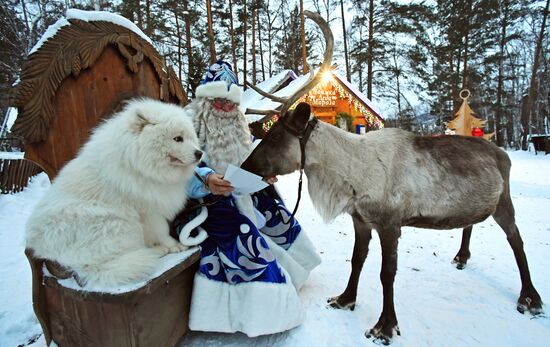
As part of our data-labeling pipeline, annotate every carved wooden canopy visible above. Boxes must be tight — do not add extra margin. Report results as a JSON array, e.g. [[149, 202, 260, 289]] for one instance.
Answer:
[[9, 18, 187, 143]]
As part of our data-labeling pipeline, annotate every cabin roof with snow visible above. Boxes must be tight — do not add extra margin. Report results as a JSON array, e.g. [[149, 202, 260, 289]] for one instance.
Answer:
[[241, 69, 297, 108], [242, 69, 383, 129]]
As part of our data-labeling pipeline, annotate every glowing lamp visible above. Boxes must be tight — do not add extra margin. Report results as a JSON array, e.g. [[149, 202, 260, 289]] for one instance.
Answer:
[[321, 70, 333, 84]]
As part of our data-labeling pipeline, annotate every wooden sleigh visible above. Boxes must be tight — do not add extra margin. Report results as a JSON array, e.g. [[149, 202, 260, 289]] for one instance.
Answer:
[[9, 13, 200, 347]]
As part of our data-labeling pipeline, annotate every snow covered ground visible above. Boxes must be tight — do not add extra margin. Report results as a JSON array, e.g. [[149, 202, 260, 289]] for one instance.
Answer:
[[1, 150, 549, 347]]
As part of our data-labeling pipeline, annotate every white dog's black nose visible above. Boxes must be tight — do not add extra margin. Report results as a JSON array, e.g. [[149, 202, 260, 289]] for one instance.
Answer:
[[194, 150, 203, 161]]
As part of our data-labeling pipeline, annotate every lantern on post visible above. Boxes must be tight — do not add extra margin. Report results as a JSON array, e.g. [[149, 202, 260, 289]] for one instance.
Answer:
[[446, 89, 494, 140]]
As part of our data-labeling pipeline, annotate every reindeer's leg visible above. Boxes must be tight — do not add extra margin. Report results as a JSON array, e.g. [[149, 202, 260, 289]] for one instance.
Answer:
[[366, 226, 401, 345], [493, 191, 543, 315], [328, 213, 372, 310], [452, 225, 473, 269]]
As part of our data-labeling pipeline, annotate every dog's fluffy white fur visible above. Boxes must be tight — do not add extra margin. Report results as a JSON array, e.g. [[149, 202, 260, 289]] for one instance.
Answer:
[[26, 98, 201, 288]]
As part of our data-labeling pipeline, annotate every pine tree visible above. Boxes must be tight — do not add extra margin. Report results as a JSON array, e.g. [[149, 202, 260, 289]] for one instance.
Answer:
[[0, 1, 26, 116], [359, 0, 432, 126], [263, 0, 283, 77], [274, 4, 316, 73]]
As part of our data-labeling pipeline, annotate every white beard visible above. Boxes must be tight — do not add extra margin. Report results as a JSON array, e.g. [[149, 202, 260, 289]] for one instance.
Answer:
[[189, 99, 252, 173], [187, 99, 258, 226]]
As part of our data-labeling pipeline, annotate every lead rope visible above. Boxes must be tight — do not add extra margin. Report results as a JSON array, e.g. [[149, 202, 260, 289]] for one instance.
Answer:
[[280, 118, 317, 225], [282, 140, 306, 224]]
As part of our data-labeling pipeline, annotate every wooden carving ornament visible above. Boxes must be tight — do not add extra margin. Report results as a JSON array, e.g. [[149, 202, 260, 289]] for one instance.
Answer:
[[9, 18, 186, 143]]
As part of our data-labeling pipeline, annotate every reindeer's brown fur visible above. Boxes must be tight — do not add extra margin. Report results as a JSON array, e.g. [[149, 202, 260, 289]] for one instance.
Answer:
[[241, 103, 543, 345]]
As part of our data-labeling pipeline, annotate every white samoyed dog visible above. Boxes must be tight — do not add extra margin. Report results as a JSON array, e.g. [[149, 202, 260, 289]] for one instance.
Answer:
[[26, 98, 202, 288]]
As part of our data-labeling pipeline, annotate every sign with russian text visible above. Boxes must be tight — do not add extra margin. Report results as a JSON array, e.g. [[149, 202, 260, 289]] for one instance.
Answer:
[[308, 86, 337, 107]]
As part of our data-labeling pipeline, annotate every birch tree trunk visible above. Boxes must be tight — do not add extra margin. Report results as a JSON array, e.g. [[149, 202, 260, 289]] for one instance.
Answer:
[[229, 0, 238, 75]]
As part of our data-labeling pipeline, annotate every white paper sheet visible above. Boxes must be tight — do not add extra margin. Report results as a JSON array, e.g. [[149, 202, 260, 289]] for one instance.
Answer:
[[224, 164, 269, 194]]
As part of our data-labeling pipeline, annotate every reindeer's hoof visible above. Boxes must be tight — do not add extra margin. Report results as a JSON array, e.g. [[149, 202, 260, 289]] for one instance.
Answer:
[[327, 295, 356, 311], [452, 255, 469, 270], [517, 293, 543, 315], [455, 262, 467, 270], [365, 325, 400, 345]]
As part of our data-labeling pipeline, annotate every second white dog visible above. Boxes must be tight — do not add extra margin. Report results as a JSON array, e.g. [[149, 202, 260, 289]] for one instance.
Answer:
[[26, 98, 202, 288]]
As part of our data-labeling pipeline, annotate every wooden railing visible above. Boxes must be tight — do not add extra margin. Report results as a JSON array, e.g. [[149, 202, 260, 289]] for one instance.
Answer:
[[0, 159, 43, 194]]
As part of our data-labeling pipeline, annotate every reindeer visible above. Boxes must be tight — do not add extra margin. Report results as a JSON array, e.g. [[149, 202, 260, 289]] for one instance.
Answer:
[[241, 102, 543, 344], [240, 12, 543, 345]]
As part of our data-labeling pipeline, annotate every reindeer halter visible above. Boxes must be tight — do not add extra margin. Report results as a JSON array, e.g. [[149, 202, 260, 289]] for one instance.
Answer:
[[279, 117, 319, 224]]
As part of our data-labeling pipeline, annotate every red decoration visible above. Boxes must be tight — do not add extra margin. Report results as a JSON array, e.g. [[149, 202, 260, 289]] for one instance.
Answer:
[[471, 127, 484, 137]]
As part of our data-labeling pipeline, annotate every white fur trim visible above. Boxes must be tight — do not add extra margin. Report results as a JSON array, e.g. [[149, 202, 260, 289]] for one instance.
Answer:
[[179, 207, 209, 246], [254, 207, 266, 230], [195, 81, 243, 104], [285, 231, 322, 273], [262, 236, 309, 290], [234, 194, 258, 227], [189, 271, 305, 337], [261, 232, 321, 290]]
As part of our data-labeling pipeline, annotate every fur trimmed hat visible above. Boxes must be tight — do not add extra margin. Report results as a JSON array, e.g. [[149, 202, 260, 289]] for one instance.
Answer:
[[195, 60, 242, 105]]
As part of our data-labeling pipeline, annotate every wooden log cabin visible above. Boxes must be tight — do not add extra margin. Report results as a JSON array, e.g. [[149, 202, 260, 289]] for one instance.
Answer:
[[242, 69, 384, 134]]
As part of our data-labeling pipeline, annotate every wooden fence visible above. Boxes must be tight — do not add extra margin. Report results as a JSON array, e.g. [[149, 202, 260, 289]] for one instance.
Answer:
[[0, 159, 43, 194]]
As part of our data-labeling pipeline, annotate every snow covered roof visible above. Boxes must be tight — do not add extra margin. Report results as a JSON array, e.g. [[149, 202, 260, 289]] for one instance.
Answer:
[[29, 18, 69, 55], [243, 69, 383, 123], [241, 70, 297, 111], [29, 9, 152, 55], [331, 71, 382, 117], [244, 72, 313, 122]]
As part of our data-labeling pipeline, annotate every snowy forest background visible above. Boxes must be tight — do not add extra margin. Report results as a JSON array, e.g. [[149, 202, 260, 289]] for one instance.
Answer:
[[0, 0, 548, 149]]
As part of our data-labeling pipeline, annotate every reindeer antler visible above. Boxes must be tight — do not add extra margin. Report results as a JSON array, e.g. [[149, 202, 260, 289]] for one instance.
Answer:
[[245, 10, 334, 123]]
